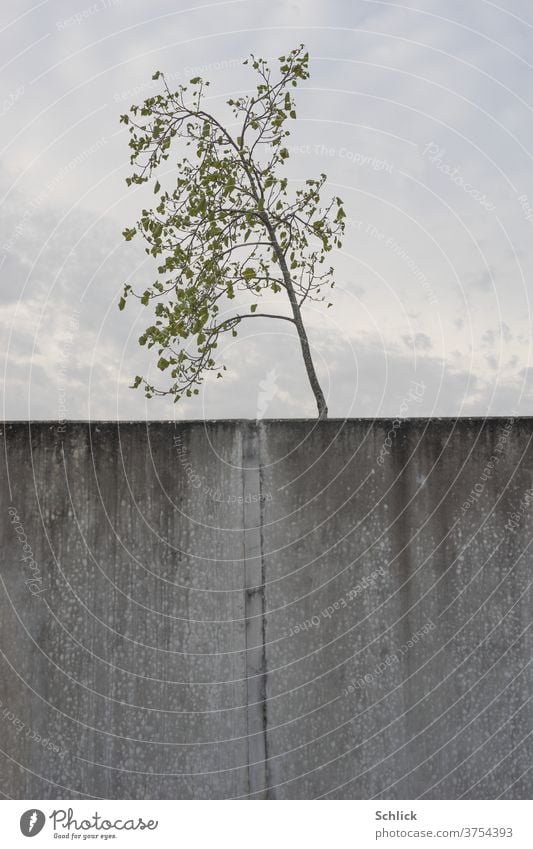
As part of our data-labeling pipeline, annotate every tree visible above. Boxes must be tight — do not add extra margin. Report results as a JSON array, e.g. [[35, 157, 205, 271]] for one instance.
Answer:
[[119, 43, 345, 419]]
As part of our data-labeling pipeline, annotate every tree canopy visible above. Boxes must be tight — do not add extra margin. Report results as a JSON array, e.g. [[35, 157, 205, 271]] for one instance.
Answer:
[[119, 44, 345, 418]]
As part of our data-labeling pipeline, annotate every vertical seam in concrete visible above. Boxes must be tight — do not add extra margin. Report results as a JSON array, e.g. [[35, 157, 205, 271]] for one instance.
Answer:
[[258, 422, 271, 798], [242, 422, 268, 799]]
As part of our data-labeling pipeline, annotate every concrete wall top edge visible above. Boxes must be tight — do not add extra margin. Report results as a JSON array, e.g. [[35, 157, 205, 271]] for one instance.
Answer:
[[0, 416, 530, 426]]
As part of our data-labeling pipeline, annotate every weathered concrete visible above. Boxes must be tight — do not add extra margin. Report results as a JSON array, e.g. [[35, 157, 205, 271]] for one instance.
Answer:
[[0, 419, 531, 799]]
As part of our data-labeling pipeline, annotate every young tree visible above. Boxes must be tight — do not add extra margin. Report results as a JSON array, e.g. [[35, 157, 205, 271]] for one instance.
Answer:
[[119, 44, 345, 419]]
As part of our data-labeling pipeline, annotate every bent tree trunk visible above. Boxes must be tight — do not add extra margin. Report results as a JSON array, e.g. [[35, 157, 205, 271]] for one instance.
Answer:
[[284, 278, 328, 420], [263, 219, 329, 420]]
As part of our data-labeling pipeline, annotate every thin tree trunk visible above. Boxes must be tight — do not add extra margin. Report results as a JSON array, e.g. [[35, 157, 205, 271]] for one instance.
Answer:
[[284, 274, 328, 418], [276, 252, 328, 419], [259, 214, 328, 419]]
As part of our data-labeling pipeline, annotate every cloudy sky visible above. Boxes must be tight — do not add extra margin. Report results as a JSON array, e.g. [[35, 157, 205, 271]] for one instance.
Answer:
[[2, 0, 533, 420]]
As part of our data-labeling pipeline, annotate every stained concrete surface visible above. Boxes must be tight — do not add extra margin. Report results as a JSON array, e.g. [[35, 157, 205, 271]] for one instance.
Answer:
[[0, 419, 530, 798]]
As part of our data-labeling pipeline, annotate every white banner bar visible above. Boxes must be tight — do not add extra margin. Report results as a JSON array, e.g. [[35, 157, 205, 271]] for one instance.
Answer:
[[1, 800, 531, 848]]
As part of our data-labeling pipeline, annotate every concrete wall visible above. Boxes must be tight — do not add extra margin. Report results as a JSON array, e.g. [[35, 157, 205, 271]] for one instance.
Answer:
[[0, 419, 530, 799]]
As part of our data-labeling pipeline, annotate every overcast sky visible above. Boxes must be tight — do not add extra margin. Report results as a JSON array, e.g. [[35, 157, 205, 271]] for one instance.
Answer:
[[2, 0, 533, 420]]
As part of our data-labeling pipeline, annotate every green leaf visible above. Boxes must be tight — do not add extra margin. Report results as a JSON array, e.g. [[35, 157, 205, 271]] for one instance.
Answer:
[[154, 180, 160, 194], [118, 296, 126, 311], [250, 303, 257, 313], [242, 267, 256, 281], [157, 357, 169, 371]]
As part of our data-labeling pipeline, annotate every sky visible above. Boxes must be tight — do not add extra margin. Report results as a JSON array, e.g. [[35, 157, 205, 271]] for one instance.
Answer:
[[2, 0, 533, 420]]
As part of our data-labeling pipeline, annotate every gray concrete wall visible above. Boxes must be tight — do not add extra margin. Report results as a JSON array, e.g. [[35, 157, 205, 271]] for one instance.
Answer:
[[0, 419, 530, 799]]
